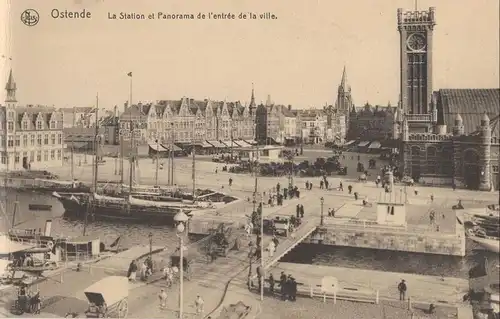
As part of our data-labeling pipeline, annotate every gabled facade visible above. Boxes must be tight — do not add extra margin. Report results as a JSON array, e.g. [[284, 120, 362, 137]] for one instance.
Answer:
[[1, 70, 64, 171]]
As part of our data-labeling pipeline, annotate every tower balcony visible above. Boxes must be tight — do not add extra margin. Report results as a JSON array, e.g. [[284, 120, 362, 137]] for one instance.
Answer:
[[406, 114, 431, 122]]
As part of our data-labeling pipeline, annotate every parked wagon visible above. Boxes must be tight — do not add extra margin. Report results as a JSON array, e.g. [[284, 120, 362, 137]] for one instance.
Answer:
[[170, 252, 195, 280], [84, 276, 129, 318]]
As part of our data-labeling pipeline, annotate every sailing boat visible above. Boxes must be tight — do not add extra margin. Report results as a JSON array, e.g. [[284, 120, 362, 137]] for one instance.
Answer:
[[54, 98, 215, 225]]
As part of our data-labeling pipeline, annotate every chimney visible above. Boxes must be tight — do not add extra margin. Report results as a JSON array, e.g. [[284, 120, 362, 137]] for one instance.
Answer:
[[114, 105, 118, 117], [124, 101, 128, 112], [288, 105, 292, 111], [44, 219, 53, 237]]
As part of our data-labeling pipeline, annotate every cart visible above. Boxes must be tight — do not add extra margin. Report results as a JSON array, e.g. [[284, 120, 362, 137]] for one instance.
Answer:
[[170, 253, 194, 280], [84, 276, 129, 318]]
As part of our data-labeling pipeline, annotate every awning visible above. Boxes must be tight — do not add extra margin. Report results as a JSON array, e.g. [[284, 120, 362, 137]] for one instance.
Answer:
[[344, 140, 356, 146], [368, 141, 381, 149], [202, 141, 213, 148], [160, 143, 182, 151], [148, 143, 169, 152], [231, 140, 244, 147], [207, 140, 226, 148], [244, 139, 257, 145], [358, 141, 370, 147], [236, 139, 252, 148], [220, 141, 232, 147]]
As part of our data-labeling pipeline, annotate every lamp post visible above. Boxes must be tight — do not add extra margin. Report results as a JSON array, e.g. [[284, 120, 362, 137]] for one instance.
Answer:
[[148, 232, 153, 257], [320, 197, 324, 226], [174, 210, 189, 319]]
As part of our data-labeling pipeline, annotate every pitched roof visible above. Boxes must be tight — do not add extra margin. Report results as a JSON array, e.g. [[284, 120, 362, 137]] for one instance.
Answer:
[[436, 89, 500, 135]]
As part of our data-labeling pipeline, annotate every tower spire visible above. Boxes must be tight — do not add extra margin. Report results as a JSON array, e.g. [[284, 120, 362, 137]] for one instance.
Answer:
[[249, 83, 256, 108], [5, 69, 17, 103], [340, 66, 347, 89]]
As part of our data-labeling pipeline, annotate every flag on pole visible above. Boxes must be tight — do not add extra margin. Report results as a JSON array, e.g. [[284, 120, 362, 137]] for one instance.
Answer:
[[127, 72, 132, 77]]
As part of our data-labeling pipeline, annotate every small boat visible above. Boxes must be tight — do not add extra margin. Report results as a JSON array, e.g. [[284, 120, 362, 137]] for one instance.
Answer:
[[467, 228, 500, 253], [469, 235, 500, 253], [28, 204, 52, 211]]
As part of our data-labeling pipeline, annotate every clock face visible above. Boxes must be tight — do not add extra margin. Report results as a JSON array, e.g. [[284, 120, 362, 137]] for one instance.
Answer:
[[407, 33, 426, 51]]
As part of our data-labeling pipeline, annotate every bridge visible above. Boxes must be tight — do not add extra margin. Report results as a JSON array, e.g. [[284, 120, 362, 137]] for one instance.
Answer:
[[260, 219, 319, 270]]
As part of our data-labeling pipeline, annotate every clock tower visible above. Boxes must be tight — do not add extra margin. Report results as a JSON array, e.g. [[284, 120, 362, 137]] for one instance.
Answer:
[[397, 7, 436, 121]]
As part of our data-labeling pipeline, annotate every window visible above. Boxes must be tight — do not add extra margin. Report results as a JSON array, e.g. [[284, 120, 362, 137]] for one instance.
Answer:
[[50, 120, 56, 129], [30, 151, 34, 162], [1, 156, 5, 164], [50, 150, 55, 160], [22, 135, 27, 146], [7, 136, 13, 147], [30, 135, 35, 146], [37, 134, 42, 145], [427, 161, 437, 174], [15, 136, 20, 147], [43, 151, 48, 161], [36, 121, 42, 130], [36, 151, 41, 162], [44, 134, 49, 145], [493, 166, 499, 173], [51, 134, 56, 144], [7, 121, 13, 132], [411, 146, 420, 156], [57, 150, 61, 160], [58, 134, 62, 144], [14, 153, 19, 163], [426, 146, 437, 157], [22, 121, 28, 130]]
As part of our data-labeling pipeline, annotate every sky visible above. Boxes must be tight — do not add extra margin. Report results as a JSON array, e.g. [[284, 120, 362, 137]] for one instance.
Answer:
[[1, 0, 499, 111]]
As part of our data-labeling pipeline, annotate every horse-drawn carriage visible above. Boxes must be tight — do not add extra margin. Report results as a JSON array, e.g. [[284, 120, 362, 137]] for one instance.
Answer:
[[84, 276, 129, 318], [210, 223, 236, 257], [11, 285, 41, 315], [170, 252, 194, 281], [357, 162, 365, 173]]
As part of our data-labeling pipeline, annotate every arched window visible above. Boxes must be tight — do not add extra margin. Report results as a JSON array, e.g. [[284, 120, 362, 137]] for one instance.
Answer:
[[464, 149, 479, 164], [427, 146, 437, 157], [411, 146, 420, 156]]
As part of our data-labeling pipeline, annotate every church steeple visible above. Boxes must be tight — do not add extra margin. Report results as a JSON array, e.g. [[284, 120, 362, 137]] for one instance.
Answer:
[[249, 83, 256, 108], [5, 69, 17, 103], [339, 66, 347, 92]]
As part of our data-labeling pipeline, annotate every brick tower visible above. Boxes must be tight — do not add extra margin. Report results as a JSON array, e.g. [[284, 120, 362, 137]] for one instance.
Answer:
[[397, 7, 436, 132]]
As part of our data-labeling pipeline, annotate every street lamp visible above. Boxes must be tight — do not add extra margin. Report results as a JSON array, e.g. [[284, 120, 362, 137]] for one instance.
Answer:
[[148, 232, 153, 257], [320, 197, 324, 226], [174, 210, 189, 319]]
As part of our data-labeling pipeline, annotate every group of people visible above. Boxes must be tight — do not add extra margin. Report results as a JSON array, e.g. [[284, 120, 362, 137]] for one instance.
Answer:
[[16, 285, 41, 314], [12, 253, 36, 268], [127, 257, 154, 282], [265, 272, 298, 301]]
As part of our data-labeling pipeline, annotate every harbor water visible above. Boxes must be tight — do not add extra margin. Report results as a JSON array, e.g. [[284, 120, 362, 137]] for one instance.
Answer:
[[2, 189, 495, 279]]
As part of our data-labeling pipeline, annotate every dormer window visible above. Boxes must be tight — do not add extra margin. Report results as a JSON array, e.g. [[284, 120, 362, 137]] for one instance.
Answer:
[[36, 120, 42, 130], [50, 120, 56, 129], [22, 121, 28, 130]]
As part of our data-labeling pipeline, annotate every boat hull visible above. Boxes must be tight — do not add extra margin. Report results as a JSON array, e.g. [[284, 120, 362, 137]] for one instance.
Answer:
[[56, 195, 187, 225], [470, 236, 500, 253]]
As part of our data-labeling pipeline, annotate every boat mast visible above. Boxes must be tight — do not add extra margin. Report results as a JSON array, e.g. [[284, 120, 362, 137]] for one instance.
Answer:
[[155, 138, 159, 187], [93, 93, 100, 193], [192, 124, 196, 203], [71, 106, 75, 181], [128, 73, 134, 196]]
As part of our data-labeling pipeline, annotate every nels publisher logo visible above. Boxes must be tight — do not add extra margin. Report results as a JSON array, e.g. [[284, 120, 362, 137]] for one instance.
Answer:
[[21, 9, 39, 26]]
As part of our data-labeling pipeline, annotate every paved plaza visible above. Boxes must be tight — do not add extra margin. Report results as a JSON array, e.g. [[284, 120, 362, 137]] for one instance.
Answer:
[[29, 154, 498, 318]]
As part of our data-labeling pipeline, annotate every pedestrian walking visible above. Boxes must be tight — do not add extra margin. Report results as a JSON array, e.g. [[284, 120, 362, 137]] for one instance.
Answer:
[[296, 204, 300, 218], [159, 289, 167, 309], [128, 260, 137, 281], [339, 181, 343, 191], [430, 194, 434, 202], [267, 240, 276, 258], [269, 273, 275, 294], [280, 271, 287, 300], [320, 180, 324, 189], [195, 295, 204, 315], [398, 279, 407, 301], [299, 205, 304, 218], [348, 185, 353, 194]]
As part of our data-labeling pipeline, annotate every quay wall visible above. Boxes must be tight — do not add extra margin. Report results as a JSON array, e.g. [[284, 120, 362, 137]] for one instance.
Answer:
[[303, 224, 466, 257]]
